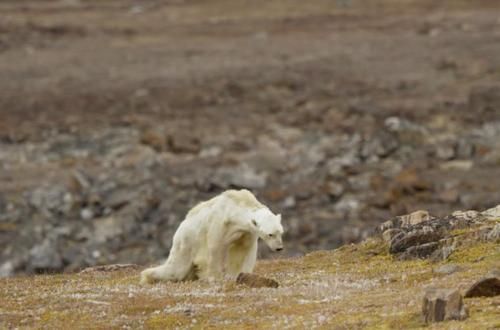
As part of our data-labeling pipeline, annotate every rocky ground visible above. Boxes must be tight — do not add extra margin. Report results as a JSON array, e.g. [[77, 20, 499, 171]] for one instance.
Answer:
[[1, 0, 500, 276], [0, 205, 498, 329]]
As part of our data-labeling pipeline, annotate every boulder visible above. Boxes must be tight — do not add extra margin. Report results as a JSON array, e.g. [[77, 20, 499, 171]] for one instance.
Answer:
[[389, 228, 443, 254], [422, 288, 468, 323], [464, 276, 500, 298], [482, 204, 500, 218]]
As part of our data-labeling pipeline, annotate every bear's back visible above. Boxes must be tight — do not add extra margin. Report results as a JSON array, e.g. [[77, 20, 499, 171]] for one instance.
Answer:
[[186, 189, 263, 219]]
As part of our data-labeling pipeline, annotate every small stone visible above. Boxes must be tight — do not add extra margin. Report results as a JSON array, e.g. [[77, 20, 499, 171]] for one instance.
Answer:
[[140, 128, 166, 152], [422, 288, 468, 323], [324, 182, 344, 199], [436, 144, 456, 160], [167, 133, 201, 154], [464, 276, 500, 298], [282, 196, 296, 209], [399, 210, 432, 227], [433, 264, 462, 275], [439, 160, 473, 171], [80, 208, 94, 220], [236, 273, 279, 288]]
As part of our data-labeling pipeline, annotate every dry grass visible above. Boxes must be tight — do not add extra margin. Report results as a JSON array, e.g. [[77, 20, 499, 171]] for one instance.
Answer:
[[1, 236, 498, 329]]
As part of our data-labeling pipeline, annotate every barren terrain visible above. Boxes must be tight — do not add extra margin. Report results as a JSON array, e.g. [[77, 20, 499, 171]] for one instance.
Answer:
[[1, 0, 500, 275]]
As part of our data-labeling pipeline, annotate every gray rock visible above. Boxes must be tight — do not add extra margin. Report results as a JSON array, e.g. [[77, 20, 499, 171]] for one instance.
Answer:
[[0, 261, 14, 278], [211, 164, 268, 189], [29, 238, 63, 272], [93, 216, 124, 243], [384, 117, 425, 133], [399, 210, 433, 227], [456, 138, 474, 158], [398, 242, 440, 260], [433, 264, 462, 275], [435, 143, 456, 160], [26, 185, 73, 217], [430, 245, 455, 262], [282, 196, 296, 209], [360, 132, 398, 159], [451, 210, 479, 220], [80, 208, 94, 220], [422, 288, 468, 323]]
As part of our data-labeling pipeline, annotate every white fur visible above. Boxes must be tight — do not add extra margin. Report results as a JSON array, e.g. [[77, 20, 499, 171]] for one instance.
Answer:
[[140, 189, 284, 284]]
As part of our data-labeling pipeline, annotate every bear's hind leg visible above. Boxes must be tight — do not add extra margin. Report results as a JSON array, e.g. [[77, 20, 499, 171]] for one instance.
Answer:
[[140, 242, 194, 284]]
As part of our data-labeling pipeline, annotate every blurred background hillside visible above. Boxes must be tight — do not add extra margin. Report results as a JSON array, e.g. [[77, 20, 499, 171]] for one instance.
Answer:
[[1, 0, 500, 276]]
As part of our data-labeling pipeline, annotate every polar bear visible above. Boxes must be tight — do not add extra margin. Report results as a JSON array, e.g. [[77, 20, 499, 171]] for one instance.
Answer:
[[140, 189, 284, 284]]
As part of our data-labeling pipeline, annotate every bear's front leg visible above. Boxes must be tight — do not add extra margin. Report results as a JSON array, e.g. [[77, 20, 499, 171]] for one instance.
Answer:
[[206, 229, 228, 281], [207, 245, 226, 281]]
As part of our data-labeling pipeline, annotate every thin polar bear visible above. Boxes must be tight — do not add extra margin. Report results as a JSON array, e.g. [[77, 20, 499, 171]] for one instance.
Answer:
[[140, 189, 284, 284]]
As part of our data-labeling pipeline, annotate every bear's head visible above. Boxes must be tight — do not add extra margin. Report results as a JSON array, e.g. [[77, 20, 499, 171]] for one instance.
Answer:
[[251, 208, 284, 252]]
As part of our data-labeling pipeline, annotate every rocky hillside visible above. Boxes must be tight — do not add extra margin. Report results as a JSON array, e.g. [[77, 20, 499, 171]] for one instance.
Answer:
[[1, 206, 498, 329], [2, 0, 500, 276]]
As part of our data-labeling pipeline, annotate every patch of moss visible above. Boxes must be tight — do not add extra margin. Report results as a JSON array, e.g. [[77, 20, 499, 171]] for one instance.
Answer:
[[447, 242, 500, 264], [39, 310, 94, 328], [450, 228, 475, 237], [117, 296, 177, 316], [145, 313, 192, 329]]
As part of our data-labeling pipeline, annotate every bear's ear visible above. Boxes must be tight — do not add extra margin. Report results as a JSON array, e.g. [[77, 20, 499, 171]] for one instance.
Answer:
[[277, 214, 282, 222], [251, 219, 258, 227]]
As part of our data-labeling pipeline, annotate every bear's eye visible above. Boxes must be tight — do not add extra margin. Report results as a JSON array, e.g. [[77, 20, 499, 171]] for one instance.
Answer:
[[268, 234, 274, 238]]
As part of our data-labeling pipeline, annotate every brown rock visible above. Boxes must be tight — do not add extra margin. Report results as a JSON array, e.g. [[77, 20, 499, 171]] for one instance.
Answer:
[[79, 264, 139, 274], [236, 273, 279, 288], [464, 276, 500, 298], [422, 288, 468, 323], [140, 128, 166, 152], [394, 168, 431, 192], [167, 133, 201, 154], [438, 189, 459, 203]]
